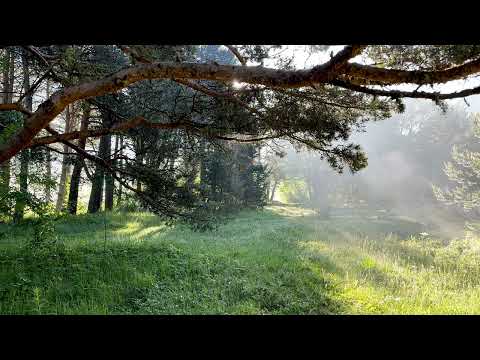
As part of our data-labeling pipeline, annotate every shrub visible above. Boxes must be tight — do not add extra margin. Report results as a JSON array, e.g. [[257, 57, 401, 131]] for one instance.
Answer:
[[23, 203, 64, 258]]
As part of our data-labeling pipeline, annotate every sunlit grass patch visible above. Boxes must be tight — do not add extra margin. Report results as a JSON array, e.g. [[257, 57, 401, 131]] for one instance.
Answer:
[[266, 205, 316, 218]]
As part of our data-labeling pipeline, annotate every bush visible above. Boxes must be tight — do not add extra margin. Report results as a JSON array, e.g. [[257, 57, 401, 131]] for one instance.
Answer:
[[23, 203, 64, 258]]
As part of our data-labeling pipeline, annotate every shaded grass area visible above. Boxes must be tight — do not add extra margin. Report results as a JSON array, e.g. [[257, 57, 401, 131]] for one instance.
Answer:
[[0, 207, 342, 314], [1, 205, 480, 314]]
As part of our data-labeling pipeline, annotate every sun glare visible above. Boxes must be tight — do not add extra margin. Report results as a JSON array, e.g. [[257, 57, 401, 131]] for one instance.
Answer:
[[232, 80, 244, 89]]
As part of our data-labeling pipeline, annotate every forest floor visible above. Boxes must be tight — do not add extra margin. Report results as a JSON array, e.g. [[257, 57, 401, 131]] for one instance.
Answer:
[[1, 204, 480, 314]]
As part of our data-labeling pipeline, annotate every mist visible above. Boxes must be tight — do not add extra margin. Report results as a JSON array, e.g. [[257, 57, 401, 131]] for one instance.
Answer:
[[268, 99, 478, 239]]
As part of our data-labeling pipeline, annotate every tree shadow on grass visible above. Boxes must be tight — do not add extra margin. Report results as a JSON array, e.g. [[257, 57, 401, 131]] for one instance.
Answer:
[[133, 249, 349, 315], [1, 207, 355, 314]]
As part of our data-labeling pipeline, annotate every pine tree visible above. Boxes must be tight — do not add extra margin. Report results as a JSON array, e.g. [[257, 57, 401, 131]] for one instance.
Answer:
[[433, 114, 480, 217]]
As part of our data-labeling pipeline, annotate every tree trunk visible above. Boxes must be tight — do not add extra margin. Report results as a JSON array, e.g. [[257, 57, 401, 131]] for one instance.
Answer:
[[45, 80, 52, 203], [135, 137, 143, 192], [270, 180, 278, 202], [104, 134, 113, 211], [87, 110, 112, 214], [13, 50, 32, 222], [13, 151, 29, 223], [108, 134, 120, 209], [1, 49, 9, 104], [67, 103, 90, 214], [312, 176, 330, 218], [0, 49, 12, 195], [87, 135, 108, 213], [56, 104, 73, 211], [0, 158, 10, 195], [117, 135, 123, 205], [230, 143, 244, 201]]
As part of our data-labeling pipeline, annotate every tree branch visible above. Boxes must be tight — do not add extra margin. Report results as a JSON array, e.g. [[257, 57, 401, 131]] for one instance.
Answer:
[[330, 79, 480, 100], [344, 57, 480, 85], [3, 52, 480, 164], [17, 67, 54, 104], [173, 78, 263, 117], [24, 46, 58, 61], [0, 103, 33, 116], [31, 117, 188, 147], [212, 134, 278, 142], [311, 45, 367, 82], [225, 45, 247, 65]]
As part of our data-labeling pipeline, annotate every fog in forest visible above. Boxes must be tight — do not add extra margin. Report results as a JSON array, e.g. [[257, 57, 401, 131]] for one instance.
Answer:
[[268, 98, 480, 238]]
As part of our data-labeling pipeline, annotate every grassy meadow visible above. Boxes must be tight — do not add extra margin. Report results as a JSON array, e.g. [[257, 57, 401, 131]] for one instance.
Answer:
[[1, 205, 480, 314]]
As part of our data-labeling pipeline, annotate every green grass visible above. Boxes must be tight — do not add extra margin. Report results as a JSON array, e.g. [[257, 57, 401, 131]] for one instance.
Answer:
[[1, 205, 480, 314]]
